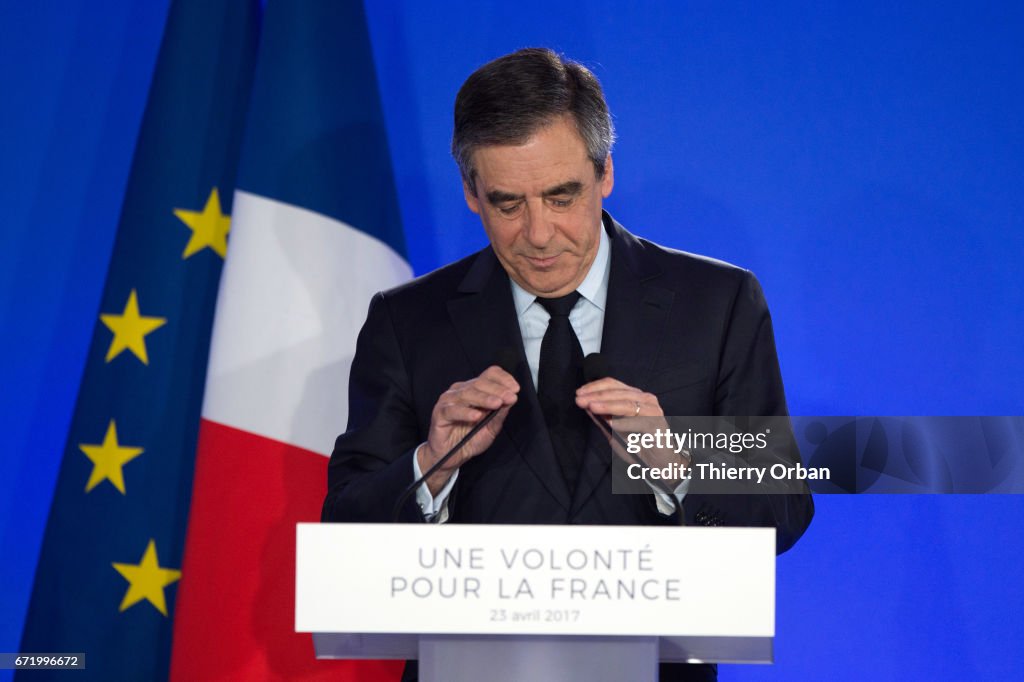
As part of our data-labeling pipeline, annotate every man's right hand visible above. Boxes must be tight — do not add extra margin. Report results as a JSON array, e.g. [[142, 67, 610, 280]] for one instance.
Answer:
[[418, 365, 519, 495]]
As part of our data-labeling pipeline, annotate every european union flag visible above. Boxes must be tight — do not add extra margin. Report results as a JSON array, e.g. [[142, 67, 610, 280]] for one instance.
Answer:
[[18, 2, 260, 680]]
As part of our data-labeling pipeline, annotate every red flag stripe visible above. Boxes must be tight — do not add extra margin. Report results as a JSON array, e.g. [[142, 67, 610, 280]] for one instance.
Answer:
[[171, 418, 402, 681]]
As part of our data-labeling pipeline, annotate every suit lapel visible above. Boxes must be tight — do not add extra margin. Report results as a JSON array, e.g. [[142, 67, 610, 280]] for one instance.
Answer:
[[570, 214, 675, 514], [600, 214, 675, 388], [446, 248, 572, 510]]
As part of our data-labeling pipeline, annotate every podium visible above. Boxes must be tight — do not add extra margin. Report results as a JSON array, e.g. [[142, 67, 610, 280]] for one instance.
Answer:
[[297, 523, 775, 682]]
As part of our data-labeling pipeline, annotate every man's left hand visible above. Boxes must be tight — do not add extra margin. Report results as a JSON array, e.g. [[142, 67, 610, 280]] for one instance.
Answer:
[[576, 378, 690, 485], [575, 377, 662, 419]]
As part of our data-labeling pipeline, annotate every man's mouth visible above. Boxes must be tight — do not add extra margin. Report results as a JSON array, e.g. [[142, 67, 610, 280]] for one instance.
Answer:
[[525, 254, 560, 268]]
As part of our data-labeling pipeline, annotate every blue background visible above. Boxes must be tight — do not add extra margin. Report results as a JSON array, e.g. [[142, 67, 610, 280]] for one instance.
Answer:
[[1, 1, 1021, 679]]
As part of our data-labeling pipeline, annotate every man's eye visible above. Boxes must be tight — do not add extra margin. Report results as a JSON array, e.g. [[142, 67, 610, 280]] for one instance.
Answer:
[[497, 204, 522, 217], [549, 197, 574, 210]]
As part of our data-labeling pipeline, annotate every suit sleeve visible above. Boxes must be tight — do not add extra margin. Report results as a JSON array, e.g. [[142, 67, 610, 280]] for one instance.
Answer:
[[321, 292, 425, 523], [682, 270, 814, 553]]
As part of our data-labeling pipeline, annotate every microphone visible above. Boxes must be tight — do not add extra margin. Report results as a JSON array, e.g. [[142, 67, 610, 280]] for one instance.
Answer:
[[582, 353, 616, 445], [583, 352, 611, 384], [582, 353, 684, 522], [391, 348, 520, 522]]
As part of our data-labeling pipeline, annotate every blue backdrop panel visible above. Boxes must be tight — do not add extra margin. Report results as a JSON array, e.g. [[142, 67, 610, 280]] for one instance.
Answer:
[[0, 0, 171, 666], [2, 1, 1022, 679]]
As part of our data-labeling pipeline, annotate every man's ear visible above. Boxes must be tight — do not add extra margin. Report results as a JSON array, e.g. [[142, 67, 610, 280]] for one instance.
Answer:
[[600, 154, 614, 198], [463, 181, 481, 215]]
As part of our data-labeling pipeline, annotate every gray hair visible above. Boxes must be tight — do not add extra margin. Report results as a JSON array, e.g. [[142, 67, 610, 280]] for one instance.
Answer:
[[452, 48, 616, 192]]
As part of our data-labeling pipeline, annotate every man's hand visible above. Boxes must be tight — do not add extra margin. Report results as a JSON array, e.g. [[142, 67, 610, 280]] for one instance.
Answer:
[[576, 377, 690, 485], [419, 365, 519, 495], [576, 376, 663, 420]]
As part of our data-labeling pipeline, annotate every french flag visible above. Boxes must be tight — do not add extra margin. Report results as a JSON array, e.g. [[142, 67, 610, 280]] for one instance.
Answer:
[[171, 3, 409, 680]]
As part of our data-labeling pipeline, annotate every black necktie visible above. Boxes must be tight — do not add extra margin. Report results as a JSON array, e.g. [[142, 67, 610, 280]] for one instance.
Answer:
[[536, 292, 587, 493]]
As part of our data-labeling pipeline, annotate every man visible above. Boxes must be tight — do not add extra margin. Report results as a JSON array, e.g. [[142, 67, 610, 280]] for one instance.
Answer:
[[323, 48, 813, 681]]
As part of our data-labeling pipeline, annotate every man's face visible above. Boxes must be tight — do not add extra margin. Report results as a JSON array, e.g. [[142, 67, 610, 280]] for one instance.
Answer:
[[463, 116, 614, 298]]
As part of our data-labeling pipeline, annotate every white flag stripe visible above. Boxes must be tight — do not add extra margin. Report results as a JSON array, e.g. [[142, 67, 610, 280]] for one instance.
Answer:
[[202, 190, 412, 456]]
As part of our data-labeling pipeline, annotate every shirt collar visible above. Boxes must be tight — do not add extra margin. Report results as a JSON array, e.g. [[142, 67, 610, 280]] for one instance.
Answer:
[[510, 221, 611, 316]]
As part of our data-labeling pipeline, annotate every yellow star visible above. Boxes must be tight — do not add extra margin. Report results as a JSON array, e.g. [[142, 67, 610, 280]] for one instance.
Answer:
[[79, 420, 143, 494], [112, 539, 181, 616], [99, 289, 166, 364], [174, 187, 231, 259]]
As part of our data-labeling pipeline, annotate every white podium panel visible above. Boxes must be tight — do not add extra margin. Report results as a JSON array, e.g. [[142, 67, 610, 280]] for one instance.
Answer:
[[297, 523, 775, 669]]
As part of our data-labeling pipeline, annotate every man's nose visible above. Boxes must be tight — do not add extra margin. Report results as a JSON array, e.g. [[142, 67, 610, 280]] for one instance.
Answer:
[[521, 200, 556, 247]]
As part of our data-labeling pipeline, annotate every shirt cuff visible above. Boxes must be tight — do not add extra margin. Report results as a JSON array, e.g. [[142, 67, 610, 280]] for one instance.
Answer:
[[649, 475, 691, 516], [412, 443, 458, 523]]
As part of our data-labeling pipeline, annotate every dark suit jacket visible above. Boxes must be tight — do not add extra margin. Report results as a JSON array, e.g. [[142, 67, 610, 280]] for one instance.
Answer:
[[323, 212, 812, 553]]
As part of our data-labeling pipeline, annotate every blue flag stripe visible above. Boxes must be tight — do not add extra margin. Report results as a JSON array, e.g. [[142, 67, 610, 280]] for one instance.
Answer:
[[236, 1, 407, 258]]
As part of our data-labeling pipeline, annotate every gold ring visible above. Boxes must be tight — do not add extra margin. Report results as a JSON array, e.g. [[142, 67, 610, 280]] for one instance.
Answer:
[[633, 401, 641, 417]]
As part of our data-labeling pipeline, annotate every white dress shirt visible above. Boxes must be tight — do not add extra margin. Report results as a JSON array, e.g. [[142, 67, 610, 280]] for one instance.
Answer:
[[414, 225, 687, 520]]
